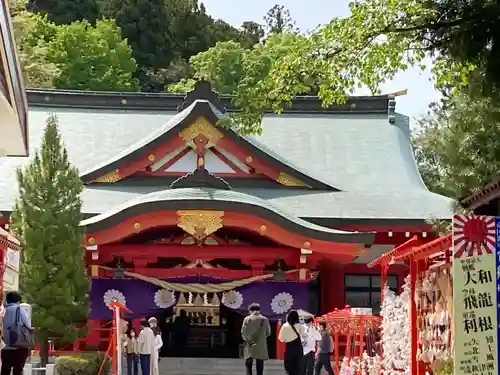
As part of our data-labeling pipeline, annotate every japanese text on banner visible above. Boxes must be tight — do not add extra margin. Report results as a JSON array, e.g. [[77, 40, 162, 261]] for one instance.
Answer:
[[453, 215, 498, 375]]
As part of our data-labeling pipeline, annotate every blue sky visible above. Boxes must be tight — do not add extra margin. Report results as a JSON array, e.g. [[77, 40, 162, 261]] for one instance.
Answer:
[[201, 0, 440, 122]]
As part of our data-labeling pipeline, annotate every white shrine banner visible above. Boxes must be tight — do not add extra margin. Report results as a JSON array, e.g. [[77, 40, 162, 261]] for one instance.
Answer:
[[453, 215, 498, 375]]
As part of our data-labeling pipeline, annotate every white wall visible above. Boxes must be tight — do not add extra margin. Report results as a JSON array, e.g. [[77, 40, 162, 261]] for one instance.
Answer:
[[3, 247, 20, 291]]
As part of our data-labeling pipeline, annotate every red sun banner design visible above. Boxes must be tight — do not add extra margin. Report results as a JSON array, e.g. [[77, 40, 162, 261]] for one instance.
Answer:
[[453, 215, 495, 258]]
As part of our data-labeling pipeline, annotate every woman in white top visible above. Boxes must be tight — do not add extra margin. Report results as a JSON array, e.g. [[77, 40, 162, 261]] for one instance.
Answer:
[[148, 317, 163, 375], [124, 328, 139, 375], [138, 319, 155, 375], [278, 310, 307, 375]]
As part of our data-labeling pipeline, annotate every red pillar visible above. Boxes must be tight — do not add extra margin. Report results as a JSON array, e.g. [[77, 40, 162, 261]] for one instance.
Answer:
[[276, 319, 284, 360], [409, 258, 418, 375], [380, 263, 388, 303], [334, 331, 340, 373], [86, 319, 101, 347]]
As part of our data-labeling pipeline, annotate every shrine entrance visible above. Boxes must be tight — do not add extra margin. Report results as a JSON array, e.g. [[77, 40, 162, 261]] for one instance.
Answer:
[[156, 303, 244, 358]]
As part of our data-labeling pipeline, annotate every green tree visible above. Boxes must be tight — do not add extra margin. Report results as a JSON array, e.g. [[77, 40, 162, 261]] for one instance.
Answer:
[[263, 4, 296, 34], [15, 13, 139, 91], [171, 0, 497, 133], [240, 21, 265, 47], [27, 0, 99, 24], [168, 33, 317, 133], [11, 115, 88, 364], [12, 11, 60, 88], [113, 0, 174, 69], [413, 92, 500, 199], [46, 19, 139, 91]]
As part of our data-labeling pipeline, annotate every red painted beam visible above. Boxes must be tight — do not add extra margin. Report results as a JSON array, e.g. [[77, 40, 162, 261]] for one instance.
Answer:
[[406, 234, 452, 262], [100, 244, 300, 260], [98, 134, 186, 182], [149, 147, 191, 172], [217, 138, 284, 182], [209, 147, 246, 173], [84, 210, 360, 260], [367, 235, 421, 268]]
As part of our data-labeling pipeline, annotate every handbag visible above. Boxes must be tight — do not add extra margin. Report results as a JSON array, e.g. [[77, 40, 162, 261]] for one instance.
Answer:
[[290, 323, 307, 347], [9, 306, 34, 349]]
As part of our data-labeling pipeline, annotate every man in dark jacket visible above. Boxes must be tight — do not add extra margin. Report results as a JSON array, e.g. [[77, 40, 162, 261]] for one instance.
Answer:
[[241, 303, 271, 375]]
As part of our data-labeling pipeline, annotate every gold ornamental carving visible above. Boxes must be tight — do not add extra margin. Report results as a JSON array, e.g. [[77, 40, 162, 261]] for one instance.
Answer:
[[94, 169, 121, 183], [177, 210, 224, 241], [179, 117, 223, 145], [277, 172, 309, 187]]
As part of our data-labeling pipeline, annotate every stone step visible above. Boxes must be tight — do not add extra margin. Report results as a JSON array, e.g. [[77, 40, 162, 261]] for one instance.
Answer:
[[158, 358, 285, 375]]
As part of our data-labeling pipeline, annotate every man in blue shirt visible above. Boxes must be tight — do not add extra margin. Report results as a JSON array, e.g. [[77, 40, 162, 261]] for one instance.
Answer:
[[1, 291, 32, 375]]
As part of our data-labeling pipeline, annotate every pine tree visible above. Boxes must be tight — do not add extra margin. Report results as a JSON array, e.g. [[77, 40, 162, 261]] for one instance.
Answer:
[[11, 114, 88, 364]]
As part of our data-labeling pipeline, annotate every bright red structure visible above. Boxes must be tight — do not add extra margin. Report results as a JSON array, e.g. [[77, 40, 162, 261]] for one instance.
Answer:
[[315, 306, 381, 373], [369, 233, 452, 375]]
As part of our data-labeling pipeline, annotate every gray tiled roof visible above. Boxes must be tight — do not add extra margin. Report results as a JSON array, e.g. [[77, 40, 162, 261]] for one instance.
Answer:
[[81, 187, 373, 243], [0, 104, 454, 221], [74, 185, 451, 220]]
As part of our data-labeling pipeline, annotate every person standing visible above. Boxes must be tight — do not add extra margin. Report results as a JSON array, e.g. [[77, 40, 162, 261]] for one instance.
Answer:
[[314, 321, 335, 375], [278, 310, 306, 375], [137, 319, 155, 375], [1, 292, 32, 375], [303, 316, 321, 375], [124, 328, 139, 375], [147, 318, 163, 375], [241, 303, 271, 375], [172, 310, 190, 357]]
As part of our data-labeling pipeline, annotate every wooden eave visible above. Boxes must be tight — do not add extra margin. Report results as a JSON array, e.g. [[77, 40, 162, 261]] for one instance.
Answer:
[[393, 233, 452, 262], [0, 227, 21, 251], [460, 179, 500, 211]]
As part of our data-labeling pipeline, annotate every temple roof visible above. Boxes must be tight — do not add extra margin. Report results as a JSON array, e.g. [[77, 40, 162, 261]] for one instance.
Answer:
[[81, 187, 374, 244], [0, 83, 454, 225], [78, 96, 334, 189]]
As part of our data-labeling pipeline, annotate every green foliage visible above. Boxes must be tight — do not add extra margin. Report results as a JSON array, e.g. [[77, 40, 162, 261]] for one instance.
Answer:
[[264, 4, 296, 34], [113, 0, 173, 70], [417, 0, 500, 94], [27, 0, 99, 25], [167, 0, 255, 61], [12, 12, 60, 88], [168, 33, 312, 133], [55, 353, 111, 375], [46, 19, 139, 91], [14, 13, 139, 90], [413, 92, 500, 199], [167, 0, 500, 133], [240, 21, 264, 47], [10, 115, 88, 349]]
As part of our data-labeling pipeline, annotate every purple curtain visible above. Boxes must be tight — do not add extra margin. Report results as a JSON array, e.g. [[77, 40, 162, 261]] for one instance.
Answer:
[[89, 276, 309, 321]]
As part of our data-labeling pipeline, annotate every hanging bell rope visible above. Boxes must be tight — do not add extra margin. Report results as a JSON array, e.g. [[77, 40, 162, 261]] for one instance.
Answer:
[[98, 266, 300, 293]]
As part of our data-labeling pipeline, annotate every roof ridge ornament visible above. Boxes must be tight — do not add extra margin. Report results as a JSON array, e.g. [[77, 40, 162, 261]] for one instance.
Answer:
[[170, 168, 231, 190], [178, 79, 226, 114]]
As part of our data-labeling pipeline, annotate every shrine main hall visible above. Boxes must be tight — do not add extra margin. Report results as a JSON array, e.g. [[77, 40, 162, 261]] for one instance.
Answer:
[[0, 81, 452, 356]]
